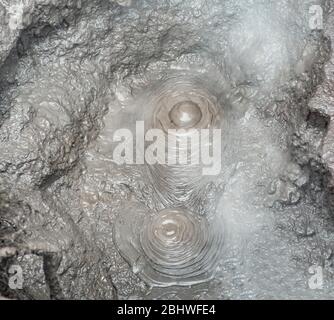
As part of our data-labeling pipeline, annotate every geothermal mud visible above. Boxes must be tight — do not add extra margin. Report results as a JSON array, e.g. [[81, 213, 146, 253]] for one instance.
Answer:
[[0, 0, 334, 300]]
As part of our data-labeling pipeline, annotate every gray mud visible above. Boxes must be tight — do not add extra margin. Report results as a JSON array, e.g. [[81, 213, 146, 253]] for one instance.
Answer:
[[1, 0, 334, 300]]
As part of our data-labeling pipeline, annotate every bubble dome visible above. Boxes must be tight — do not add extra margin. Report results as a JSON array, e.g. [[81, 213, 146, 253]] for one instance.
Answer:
[[113, 204, 225, 287], [151, 79, 220, 133], [143, 74, 224, 213]]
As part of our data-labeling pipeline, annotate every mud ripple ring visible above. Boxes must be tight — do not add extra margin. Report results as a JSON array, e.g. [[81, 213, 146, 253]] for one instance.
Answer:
[[113, 204, 225, 287]]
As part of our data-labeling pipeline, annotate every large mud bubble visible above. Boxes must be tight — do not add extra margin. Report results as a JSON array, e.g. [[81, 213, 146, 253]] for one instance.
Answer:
[[0, 0, 334, 299]]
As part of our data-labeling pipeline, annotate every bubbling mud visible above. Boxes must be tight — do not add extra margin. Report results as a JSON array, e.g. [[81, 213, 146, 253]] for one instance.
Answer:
[[143, 73, 225, 213], [113, 204, 225, 287], [110, 73, 229, 288], [169, 101, 202, 129]]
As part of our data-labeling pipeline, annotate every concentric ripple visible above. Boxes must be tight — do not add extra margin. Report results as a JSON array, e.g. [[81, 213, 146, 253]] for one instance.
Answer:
[[143, 74, 223, 213], [152, 81, 220, 132], [113, 203, 225, 287]]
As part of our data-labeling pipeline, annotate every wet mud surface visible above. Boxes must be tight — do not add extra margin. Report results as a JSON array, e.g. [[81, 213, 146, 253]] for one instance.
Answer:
[[0, 0, 334, 300]]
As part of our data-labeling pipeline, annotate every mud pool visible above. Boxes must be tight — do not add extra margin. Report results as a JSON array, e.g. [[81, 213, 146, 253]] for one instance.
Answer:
[[0, 0, 334, 300]]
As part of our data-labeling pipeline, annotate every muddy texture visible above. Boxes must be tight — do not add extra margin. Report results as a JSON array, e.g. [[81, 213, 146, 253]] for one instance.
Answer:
[[0, 0, 334, 300]]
